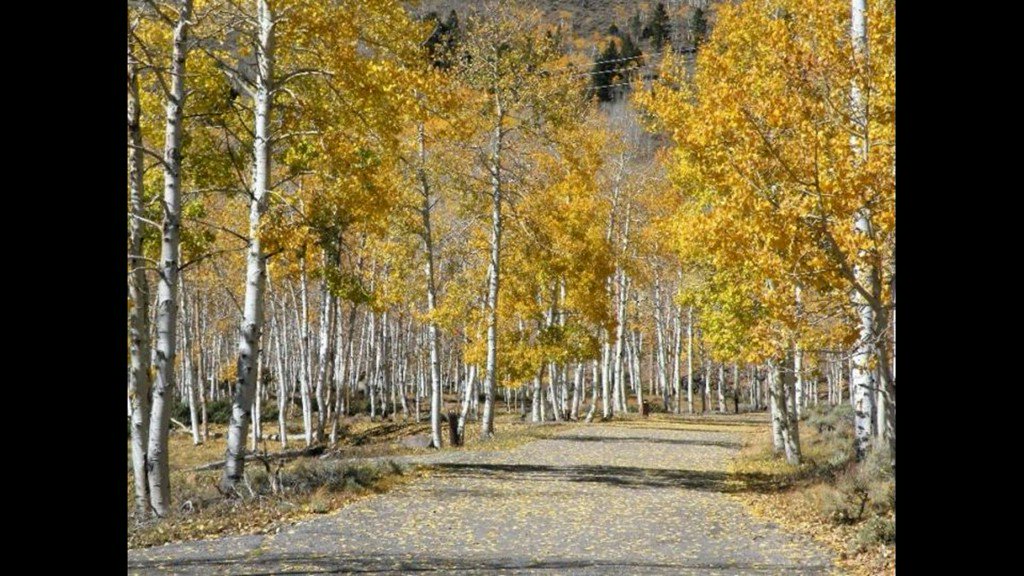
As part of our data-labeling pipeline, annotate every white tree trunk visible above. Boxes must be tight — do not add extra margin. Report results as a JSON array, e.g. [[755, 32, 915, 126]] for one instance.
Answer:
[[570, 362, 583, 420], [458, 364, 476, 440], [702, 360, 711, 413], [480, 98, 504, 439], [767, 364, 784, 454], [147, 0, 192, 517], [852, 286, 875, 460], [612, 271, 629, 414], [180, 277, 202, 445], [128, 32, 152, 517], [630, 330, 643, 414], [769, 360, 800, 465], [794, 286, 804, 418], [671, 287, 682, 414], [252, 353, 263, 450], [297, 263, 313, 444], [369, 311, 379, 419], [382, 310, 393, 419], [585, 360, 599, 423], [536, 368, 544, 420], [848, 0, 894, 464], [732, 363, 739, 413], [686, 306, 694, 414], [418, 123, 443, 448], [653, 280, 669, 411], [601, 331, 612, 418], [269, 276, 288, 448], [547, 365, 563, 422], [330, 306, 355, 445], [197, 306, 208, 441], [782, 356, 801, 462], [717, 363, 725, 413], [314, 264, 337, 443], [222, 0, 272, 492]]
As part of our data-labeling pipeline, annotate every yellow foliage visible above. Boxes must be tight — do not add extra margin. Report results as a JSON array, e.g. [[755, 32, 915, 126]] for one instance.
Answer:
[[637, 0, 894, 363]]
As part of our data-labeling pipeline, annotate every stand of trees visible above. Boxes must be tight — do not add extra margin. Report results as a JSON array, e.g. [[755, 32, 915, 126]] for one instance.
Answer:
[[127, 0, 895, 520]]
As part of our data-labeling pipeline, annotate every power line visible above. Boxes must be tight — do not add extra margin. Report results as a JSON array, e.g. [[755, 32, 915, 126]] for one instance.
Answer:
[[587, 79, 656, 91], [546, 51, 666, 74], [570, 64, 653, 78]]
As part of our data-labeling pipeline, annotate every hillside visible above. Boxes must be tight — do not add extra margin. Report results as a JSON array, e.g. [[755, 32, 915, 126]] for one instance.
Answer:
[[413, 0, 717, 59]]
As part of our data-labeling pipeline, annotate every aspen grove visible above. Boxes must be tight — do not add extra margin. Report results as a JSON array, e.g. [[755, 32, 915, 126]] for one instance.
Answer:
[[127, 0, 894, 534]]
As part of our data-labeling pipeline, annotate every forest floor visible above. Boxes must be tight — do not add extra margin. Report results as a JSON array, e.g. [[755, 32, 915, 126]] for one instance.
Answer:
[[128, 413, 834, 575], [127, 414, 567, 549], [729, 409, 896, 576]]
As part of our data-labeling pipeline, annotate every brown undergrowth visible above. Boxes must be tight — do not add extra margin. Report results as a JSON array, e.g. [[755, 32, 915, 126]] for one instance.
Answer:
[[728, 404, 895, 575], [127, 411, 567, 549], [127, 439, 418, 549]]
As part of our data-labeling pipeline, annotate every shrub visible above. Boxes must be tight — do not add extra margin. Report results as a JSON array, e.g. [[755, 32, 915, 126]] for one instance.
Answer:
[[858, 445, 895, 515], [171, 400, 192, 423], [308, 487, 332, 514], [279, 461, 386, 495], [347, 397, 372, 416], [818, 479, 867, 525], [813, 443, 894, 526], [646, 400, 669, 414], [855, 515, 896, 550], [804, 403, 856, 470], [169, 398, 279, 426], [806, 403, 855, 435], [206, 400, 234, 424]]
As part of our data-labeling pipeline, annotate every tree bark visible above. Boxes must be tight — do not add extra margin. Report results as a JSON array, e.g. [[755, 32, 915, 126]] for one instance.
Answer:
[[653, 279, 669, 411], [418, 122, 443, 449], [733, 363, 740, 414], [480, 95, 504, 439], [147, 0, 192, 517], [128, 28, 152, 517], [547, 364, 563, 422], [297, 261, 313, 444], [570, 362, 583, 420], [767, 364, 784, 454], [630, 330, 643, 416], [458, 364, 476, 440], [702, 360, 710, 413], [686, 307, 694, 414], [769, 360, 800, 464], [717, 363, 725, 413], [252, 352, 263, 450], [585, 360, 599, 423], [601, 330, 612, 418], [180, 276, 202, 445], [782, 356, 801, 462], [612, 268, 629, 414], [221, 0, 273, 493], [314, 257, 337, 443], [269, 276, 288, 448]]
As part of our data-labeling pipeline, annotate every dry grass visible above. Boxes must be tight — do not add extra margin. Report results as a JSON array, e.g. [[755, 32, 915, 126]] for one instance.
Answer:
[[127, 406, 566, 549], [727, 406, 896, 576], [127, 417, 427, 549], [128, 400, 779, 551]]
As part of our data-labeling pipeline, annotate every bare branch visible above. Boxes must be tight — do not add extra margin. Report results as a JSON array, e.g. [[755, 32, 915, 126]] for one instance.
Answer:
[[128, 143, 172, 172], [179, 246, 248, 272], [129, 213, 162, 231]]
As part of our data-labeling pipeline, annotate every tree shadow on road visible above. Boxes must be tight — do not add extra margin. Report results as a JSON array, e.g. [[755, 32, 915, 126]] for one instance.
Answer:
[[425, 462, 783, 494], [555, 435, 744, 449], [128, 551, 830, 575]]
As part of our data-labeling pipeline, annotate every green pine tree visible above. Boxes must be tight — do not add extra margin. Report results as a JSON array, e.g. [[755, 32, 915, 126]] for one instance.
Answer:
[[648, 2, 672, 50], [592, 39, 620, 102], [689, 7, 708, 48]]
